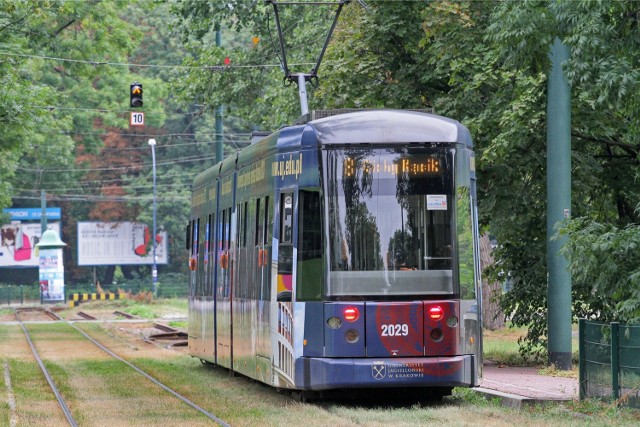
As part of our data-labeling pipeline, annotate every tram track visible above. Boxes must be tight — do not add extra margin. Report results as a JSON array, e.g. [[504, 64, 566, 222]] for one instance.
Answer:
[[13, 307, 230, 427]]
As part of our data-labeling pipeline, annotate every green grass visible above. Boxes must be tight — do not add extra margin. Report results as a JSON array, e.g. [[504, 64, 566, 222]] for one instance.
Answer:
[[125, 304, 157, 318], [483, 324, 539, 366], [483, 323, 580, 369], [168, 320, 188, 329]]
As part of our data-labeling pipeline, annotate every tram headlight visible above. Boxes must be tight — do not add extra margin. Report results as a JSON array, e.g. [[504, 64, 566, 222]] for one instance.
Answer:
[[345, 329, 360, 343], [327, 317, 342, 329]]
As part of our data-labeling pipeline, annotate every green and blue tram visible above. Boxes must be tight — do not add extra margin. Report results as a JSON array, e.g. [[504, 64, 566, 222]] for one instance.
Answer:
[[186, 109, 482, 397]]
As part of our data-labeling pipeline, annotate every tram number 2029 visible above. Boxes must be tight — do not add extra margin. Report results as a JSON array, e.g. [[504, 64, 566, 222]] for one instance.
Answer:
[[380, 324, 409, 337]]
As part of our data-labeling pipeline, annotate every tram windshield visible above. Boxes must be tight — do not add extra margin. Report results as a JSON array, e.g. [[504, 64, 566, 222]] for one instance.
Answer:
[[326, 147, 455, 297]]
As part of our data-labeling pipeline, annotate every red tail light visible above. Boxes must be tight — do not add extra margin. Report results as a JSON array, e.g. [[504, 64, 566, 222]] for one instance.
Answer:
[[344, 306, 359, 322], [428, 305, 444, 321]]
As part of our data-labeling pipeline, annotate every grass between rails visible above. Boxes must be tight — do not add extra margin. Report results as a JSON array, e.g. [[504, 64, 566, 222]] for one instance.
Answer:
[[8, 322, 215, 426]]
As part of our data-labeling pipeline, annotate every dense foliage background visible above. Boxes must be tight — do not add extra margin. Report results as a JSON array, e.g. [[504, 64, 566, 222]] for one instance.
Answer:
[[1, 0, 639, 357]]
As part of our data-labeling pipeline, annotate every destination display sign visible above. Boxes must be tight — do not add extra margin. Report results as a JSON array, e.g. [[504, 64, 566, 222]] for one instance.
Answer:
[[342, 156, 442, 178]]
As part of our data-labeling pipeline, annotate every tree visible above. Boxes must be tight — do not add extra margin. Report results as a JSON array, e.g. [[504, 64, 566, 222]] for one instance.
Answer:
[[169, 1, 640, 358], [1, 1, 166, 285]]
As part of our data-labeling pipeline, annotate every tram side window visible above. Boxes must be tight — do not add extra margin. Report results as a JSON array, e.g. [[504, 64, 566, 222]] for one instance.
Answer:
[[185, 223, 191, 251], [265, 196, 273, 244], [218, 208, 232, 299], [255, 198, 263, 247], [236, 202, 246, 249], [208, 214, 215, 253], [298, 191, 322, 258], [259, 196, 272, 301], [192, 219, 199, 256], [297, 191, 323, 301], [456, 186, 475, 299], [236, 201, 251, 299], [220, 209, 226, 250], [206, 214, 215, 296]]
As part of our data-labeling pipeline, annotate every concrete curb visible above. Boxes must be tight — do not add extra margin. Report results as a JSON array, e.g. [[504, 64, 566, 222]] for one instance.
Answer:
[[473, 387, 573, 409]]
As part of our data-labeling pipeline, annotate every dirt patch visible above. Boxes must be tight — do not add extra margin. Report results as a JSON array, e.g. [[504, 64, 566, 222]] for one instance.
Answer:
[[0, 313, 15, 321], [15, 309, 58, 322], [106, 322, 189, 355]]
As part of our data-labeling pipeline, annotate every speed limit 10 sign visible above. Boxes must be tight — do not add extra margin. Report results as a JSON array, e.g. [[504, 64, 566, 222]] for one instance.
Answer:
[[130, 111, 144, 126]]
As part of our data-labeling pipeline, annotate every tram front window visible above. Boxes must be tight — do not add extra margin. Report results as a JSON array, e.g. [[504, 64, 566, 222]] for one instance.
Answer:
[[326, 147, 455, 297]]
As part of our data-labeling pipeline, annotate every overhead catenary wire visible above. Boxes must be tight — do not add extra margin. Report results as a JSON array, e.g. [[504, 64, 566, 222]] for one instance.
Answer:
[[16, 153, 220, 173], [3, 7, 339, 207], [0, 51, 318, 71], [12, 194, 191, 203]]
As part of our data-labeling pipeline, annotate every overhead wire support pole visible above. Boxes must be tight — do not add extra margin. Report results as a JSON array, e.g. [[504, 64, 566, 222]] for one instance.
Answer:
[[148, 138, 158, 296], [297, 73, 309, 115]]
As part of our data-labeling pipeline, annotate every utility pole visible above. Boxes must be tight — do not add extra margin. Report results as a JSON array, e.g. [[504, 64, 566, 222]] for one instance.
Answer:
[[40, 190, 47, 233], [546, 38, 572, 370], [149, 138, 158, 296]]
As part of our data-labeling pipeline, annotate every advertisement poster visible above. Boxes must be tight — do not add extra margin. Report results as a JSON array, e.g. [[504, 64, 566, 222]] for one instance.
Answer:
[[39, 248, 65, 302], [0, 222, 61, 268], [77, 222, 168, 266]]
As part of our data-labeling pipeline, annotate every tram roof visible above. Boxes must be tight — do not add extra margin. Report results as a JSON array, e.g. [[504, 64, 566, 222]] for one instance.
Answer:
[[192, 109, 472, 190], [303, 109, 473, 148]]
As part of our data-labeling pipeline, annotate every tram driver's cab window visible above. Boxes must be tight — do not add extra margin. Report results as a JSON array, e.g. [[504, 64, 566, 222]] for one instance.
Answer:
[[277, 192, 293, 301], [326, 147, 455, 297]]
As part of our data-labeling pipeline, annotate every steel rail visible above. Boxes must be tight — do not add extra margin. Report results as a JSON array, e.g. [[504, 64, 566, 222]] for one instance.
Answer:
[[16, 312, 78, 427], [17, 308, 230, 427], [66, 321, 231, 427]]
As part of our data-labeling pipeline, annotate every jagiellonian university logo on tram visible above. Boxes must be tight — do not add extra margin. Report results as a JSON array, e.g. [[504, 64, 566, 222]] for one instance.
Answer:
[[372, 361, 387, 380]]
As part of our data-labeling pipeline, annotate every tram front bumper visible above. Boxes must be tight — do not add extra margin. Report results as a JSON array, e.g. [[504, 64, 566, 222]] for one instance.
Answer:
[[297, 354, 477, 391]]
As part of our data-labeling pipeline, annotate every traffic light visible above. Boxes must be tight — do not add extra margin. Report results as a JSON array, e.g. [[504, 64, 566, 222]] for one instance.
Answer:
[[130, 82, 143, 108]]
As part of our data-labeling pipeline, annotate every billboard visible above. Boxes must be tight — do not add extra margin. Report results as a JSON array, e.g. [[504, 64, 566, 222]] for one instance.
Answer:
[[77, 222, 168, 266], [3, 208, 61, 221], [0, 222, 61, 268]]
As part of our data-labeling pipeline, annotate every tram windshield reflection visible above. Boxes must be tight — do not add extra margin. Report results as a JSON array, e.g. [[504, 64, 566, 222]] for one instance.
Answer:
[[326, 147, 455, 296]]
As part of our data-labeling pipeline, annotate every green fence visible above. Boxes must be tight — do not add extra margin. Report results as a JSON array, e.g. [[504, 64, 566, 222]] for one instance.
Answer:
[[579, 319, 640, 408], [0, 285, 43, 305], [1, 274, 188, 305]]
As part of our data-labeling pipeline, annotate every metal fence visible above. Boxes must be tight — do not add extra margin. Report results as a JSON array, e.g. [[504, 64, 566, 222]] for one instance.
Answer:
[[0, 285, 32, 305], [1, 276, 188, 306], [579, 318, 640, 408]]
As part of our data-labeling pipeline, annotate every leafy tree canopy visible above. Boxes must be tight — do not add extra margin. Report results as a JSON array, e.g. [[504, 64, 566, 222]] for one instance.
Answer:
[[170, 0, 640, 357]]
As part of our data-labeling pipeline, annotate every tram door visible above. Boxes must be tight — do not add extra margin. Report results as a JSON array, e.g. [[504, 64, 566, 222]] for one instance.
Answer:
[[273, 191, 295, 386], [216, 206, 233, 368], [255, 196, 272, 381], [203, 213, 216, 360]]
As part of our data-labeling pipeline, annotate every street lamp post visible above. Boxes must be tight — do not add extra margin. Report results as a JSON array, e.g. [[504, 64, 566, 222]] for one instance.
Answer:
[[148, 138, 158, 296]]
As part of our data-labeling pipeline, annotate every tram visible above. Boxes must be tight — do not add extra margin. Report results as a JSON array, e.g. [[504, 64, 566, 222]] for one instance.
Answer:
[[186, 109, 482, 397]]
